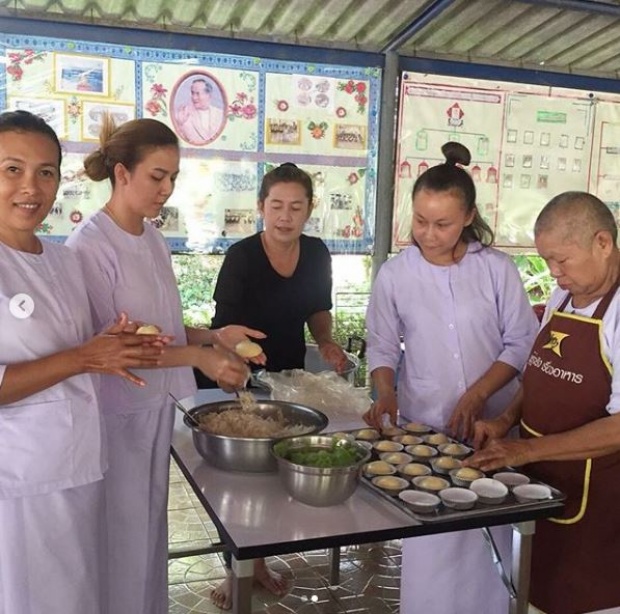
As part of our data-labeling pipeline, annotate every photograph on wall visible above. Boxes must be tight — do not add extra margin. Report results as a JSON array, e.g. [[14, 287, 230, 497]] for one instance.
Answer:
[[82, 102, 135, 140], [334, 124, 367, 150], [171, 71, 227, 146], [266, 118, 302, 145], [223, 209, 256, 237], [8, 97, 66, 138], [54, 53, 109, 96]]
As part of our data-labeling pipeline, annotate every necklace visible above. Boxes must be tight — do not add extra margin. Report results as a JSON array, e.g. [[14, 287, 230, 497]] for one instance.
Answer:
[[103, 203, 121, 226], [103, 203, 142, 236]]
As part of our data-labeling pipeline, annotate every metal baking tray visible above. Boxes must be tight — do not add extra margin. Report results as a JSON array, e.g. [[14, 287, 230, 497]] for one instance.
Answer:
[[360, 473, 565, 524], [331, 427, 565, 524]]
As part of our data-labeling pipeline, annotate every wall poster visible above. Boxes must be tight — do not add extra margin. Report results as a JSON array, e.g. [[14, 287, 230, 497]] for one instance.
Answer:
[[0, 37, 381, 254], [394, 72, 620, 251]]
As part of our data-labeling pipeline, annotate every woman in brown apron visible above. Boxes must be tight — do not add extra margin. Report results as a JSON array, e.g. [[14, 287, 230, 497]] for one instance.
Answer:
[[466, 191, 620, 614]]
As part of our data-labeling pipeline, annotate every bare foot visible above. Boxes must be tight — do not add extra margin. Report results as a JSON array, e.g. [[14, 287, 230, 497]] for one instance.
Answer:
[[254, 558, 288, 595], [210, 573, 232, 611]]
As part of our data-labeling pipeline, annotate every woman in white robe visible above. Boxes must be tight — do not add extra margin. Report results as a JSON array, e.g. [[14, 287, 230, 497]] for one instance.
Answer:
[[0, 111, 164, 614], [66, 115, 260, 614], [365, 142, 538, 614]]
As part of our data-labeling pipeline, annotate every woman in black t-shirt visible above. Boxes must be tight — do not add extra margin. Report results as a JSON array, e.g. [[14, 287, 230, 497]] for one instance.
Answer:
[[208, 163, 347, 609], [211, 163, 347, 373]]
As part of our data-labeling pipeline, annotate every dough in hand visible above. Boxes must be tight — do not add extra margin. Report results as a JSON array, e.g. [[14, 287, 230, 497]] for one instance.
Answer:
[[136, 324, 161, 335], [235, 340, 263, 358]]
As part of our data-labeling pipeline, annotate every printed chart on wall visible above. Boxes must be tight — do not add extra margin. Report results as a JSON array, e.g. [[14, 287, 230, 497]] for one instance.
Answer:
[[0, 36, 381, 254], [394, 72, 620, 251]]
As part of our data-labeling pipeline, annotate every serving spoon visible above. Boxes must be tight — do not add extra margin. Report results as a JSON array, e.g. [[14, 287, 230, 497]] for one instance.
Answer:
[[168, 392, 200, 428]]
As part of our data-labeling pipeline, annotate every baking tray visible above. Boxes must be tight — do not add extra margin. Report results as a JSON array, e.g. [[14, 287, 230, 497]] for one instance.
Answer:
[[330, 427, 565, 524]]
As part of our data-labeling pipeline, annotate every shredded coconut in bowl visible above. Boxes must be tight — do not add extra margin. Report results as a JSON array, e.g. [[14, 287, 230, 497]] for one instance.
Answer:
[[197, 407, 314, 439]]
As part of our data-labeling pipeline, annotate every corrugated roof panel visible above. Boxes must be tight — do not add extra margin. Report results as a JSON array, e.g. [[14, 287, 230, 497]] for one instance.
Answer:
[[354, 0, 430, 49], [1, 0, 620, 78], [238, 0, 281, 33], [448, 2, 539, 55], [543, 18, 619, 64], [410, 0, 502, 49]]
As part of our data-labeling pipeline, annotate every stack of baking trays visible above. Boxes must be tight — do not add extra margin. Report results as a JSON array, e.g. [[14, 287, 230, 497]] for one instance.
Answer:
[[330, 423, 564, 523]]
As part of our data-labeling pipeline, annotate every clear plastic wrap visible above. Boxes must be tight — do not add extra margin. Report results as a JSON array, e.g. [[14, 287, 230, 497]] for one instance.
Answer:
[[257, 369, 371, 423]]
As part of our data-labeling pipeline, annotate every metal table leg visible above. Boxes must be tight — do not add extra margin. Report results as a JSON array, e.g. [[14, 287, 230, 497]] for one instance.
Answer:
[[510, 521, 536, 614], [328, 546, 341, 585], [231, 557, 254, 614]]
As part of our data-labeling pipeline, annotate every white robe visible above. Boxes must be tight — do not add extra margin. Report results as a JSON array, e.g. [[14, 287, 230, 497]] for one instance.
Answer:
[[66, 212, 196, 614], [366, 244, 539, 614], [0, 240, 106, 614]]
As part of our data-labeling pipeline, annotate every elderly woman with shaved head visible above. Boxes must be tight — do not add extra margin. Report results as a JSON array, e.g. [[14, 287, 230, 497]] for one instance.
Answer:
[[467, 191, 620, 614]]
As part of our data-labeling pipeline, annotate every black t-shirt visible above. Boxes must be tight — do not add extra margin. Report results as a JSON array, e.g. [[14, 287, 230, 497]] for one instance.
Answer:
[[211, 232, 333, 372]]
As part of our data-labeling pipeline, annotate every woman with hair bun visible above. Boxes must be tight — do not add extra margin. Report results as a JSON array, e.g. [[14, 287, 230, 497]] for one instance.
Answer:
[[66, 115, 263, 614], [364, 142, 538, 613]]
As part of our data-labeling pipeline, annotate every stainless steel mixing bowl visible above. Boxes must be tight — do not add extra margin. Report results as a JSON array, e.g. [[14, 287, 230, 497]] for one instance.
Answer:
[[271, 435, 371, 507], [184, 400, 328, 472]]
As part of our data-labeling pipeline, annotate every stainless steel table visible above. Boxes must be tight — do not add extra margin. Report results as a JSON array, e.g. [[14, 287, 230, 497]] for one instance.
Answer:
[[171, 390, 563, 614]]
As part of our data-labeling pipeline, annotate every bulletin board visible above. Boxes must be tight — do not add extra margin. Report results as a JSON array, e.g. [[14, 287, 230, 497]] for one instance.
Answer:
[[0, 35, 381, 254], [394, 71, 620, 251]]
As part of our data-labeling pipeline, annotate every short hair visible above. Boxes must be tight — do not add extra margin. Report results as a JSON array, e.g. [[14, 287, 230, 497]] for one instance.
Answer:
[[0, 110, 62, 167], [191, 78, 212, 94], [535, 191, 618, 245], [412, 141, 494, 246], [258, 163, 314, 209], [84, 115, 178, 185]]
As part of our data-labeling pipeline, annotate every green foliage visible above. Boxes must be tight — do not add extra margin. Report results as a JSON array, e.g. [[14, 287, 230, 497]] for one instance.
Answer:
[[172, 254, 223, 327], [512, 254, 555, 304]]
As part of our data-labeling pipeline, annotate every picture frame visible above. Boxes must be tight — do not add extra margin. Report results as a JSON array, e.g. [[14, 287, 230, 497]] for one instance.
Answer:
[[82, 102, 135, 141], [266, 118, 302, 145], [170, 70, 228, 146], [333, 124, 367, 150], [8, 97, 66, 138], [54, 53, 109, 96]]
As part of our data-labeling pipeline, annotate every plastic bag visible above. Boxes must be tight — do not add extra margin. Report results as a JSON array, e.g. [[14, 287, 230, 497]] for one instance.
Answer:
[[257, 369, 371, 424]]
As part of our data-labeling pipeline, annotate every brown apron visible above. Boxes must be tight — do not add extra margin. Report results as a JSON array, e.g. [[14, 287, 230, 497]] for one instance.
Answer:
[[521, 284, 620, 614]]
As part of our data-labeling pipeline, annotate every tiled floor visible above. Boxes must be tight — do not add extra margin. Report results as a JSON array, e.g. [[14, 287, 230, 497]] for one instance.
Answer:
[[167, 459, 402, 613]]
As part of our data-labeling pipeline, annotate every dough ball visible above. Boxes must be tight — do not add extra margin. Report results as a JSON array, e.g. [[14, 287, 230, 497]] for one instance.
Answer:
[[136, 324, 161, 335], [235, 340, 263, 358]]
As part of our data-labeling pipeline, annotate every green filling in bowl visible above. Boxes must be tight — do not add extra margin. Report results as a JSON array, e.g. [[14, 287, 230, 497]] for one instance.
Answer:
[[274, 440, 366, 468]]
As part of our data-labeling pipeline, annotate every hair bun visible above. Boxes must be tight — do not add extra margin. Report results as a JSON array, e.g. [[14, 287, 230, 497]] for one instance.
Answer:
[[441, 142, 471, 167], [279, 162, 298, 169]]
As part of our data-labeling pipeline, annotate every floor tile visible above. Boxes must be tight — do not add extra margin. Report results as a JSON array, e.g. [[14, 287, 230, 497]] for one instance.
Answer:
[[167, 463, 403, 613]]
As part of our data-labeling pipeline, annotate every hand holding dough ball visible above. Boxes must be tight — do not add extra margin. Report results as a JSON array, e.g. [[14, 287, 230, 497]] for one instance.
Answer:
[[136, 324, 161, 335], [235, 340, 263, 359]]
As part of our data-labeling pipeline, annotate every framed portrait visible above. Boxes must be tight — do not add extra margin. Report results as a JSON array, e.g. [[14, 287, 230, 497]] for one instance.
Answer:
[[82, 102, 135, 141], [54, 53, 109, 96], [333, 124, 367, 150], [8, 97, 66, 138], [266, 118, 301, 145], [170, 70, 228, 146]]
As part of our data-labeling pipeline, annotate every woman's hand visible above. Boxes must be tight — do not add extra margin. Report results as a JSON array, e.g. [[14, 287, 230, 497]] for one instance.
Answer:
[[212, 325, 267, 365], [77, 332, 164, 386], [110, 313, 175, 345], [363, 391, 398, 430], [318, 340, 348, 373], [471, 416, 513, 450], [195, 346, 250, 392], [465, 437, 534, 472], [447, 388, 486, 441]]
